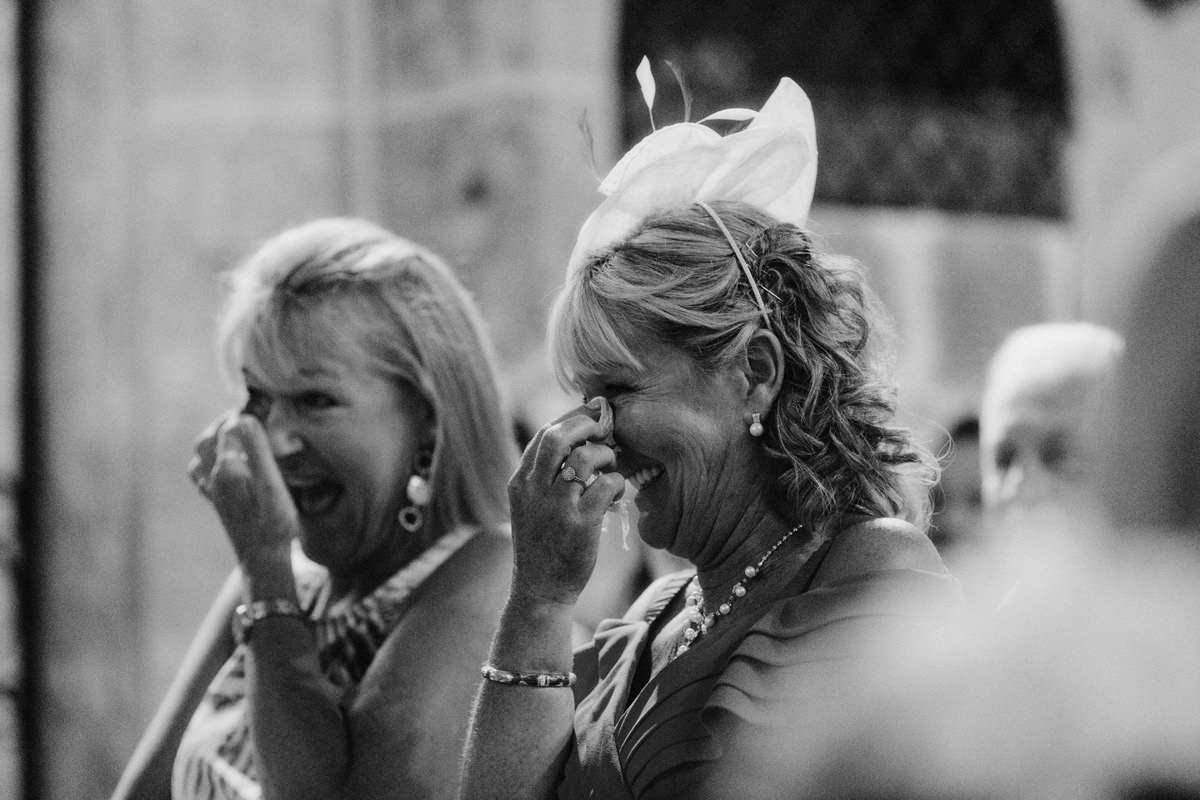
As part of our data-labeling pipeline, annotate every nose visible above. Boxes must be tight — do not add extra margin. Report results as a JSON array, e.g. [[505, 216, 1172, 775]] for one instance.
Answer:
[[262, 403, 304, 458]]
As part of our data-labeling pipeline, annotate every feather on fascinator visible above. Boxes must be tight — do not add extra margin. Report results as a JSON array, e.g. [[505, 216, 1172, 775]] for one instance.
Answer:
[[567, 59, 818, 275]]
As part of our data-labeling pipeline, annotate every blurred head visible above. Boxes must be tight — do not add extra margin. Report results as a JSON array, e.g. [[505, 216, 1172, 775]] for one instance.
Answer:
[[216, 217, 515, 575], [980, 322, 1124, 525], [549, 200, 935, 550]]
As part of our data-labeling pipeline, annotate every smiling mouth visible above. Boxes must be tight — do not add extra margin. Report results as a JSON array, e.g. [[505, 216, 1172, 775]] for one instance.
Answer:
[[628, 466, 663, 491], [286, 478, 343, 517]]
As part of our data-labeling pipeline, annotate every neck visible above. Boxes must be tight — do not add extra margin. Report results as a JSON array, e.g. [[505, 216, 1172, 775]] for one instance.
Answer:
[[330, 523, 428, 602], [692, 508, 797, 593], [672, 518, 822, 659]]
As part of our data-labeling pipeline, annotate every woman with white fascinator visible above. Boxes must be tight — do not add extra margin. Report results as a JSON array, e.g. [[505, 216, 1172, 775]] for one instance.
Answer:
[[459, 64, 962, 800]]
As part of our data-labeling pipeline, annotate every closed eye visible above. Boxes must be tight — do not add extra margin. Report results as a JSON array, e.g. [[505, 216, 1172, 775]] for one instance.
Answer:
[[243, 387, 273, 421], [297, 391, 338, 410], [603, 383, 637, 397], [1040, 434, 1074, 474]]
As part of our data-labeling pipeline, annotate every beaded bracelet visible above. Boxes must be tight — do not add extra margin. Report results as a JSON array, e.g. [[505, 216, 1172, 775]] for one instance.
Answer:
[[481, 663, 576, 688]]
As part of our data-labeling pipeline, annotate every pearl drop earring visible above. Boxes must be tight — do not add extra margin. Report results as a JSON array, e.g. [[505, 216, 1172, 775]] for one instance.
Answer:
[[398, 448, 434, 533], [748, 412, 764, 437]]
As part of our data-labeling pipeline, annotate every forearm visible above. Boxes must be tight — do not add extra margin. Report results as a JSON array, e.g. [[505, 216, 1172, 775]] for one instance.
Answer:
[[240, 558, 348, 800], [459, 590, 579, 800], [245, 617, 348, 800]]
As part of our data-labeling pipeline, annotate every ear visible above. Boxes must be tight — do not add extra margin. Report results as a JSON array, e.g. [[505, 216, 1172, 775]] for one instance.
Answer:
[[741, 329, 784, 413]]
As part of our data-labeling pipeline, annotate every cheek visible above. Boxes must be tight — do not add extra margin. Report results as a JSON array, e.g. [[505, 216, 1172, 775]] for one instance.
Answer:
[[371, 445, 417, 501], [610, 402, 647, 446]]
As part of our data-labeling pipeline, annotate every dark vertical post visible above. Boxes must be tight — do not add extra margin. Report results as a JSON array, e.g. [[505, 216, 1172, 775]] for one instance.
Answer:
[[15, 0, 43, 796]]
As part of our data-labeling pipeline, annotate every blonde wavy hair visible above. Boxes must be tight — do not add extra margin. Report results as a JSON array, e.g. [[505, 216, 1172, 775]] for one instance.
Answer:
[[550, 201, 936, 531]]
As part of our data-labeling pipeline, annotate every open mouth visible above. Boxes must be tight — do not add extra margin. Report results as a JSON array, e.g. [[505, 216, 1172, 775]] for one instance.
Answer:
[[285, 477, 343, 517], [628, 465, 664, 491]]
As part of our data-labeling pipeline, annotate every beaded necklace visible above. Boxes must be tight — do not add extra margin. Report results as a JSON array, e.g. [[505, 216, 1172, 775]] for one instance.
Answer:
[[675, 522, 806, 658]]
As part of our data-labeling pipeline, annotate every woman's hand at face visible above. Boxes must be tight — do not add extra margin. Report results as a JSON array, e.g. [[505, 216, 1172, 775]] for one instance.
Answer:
[[507, 397, 625, 606], [188, 412, 298, 573]]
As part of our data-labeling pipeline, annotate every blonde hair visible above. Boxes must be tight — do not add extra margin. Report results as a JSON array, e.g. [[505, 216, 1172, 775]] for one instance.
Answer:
[[217, 217, 516, 546], [550, 201, 936, 530]]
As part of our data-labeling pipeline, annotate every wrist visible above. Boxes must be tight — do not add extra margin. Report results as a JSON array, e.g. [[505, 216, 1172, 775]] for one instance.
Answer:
[[232, 597, 309, 645], [488, 589, 578, 674], [238, 545, 295, 599], [239, 565, 297, 603], [508, 583, 579, 615]]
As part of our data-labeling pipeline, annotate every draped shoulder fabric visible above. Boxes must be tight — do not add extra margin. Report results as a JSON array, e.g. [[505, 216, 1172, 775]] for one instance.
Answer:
[[558, 524, 962, 800], [172, 527, 478, 800]]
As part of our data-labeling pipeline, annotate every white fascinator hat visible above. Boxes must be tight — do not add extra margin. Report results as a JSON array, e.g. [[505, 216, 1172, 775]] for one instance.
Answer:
[[567, 58, 819, 275]]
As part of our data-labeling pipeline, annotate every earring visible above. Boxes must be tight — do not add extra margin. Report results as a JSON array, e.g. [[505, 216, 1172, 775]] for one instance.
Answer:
[[748, 412, 764, 438], [398, 447, 434, 533]]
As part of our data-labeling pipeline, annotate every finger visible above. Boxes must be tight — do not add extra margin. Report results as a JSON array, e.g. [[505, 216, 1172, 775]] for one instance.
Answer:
[[576, 472, 626, 515], [219, 414, 271, 469], [191, 408, 238, 451], [585, 396, 615, 445], [217, 415, 290, 498], [212, 421, 256, 483], [535, 409, 612, 474], [190, 410, 239, 485], [557, 442, 617, 488], [546, 398, 602, 427], [187, 454, 210, 494]]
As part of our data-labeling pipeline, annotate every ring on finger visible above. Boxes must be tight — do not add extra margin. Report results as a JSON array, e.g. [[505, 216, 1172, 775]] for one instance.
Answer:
[[560, 464, 598, 490]]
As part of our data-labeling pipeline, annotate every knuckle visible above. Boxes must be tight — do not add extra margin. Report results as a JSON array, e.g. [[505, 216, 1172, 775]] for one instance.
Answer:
[[542, 424, 571, 451]]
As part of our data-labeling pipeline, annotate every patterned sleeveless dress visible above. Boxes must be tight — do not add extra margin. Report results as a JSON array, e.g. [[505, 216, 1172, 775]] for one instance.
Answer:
[[171, 527, 478, 800]]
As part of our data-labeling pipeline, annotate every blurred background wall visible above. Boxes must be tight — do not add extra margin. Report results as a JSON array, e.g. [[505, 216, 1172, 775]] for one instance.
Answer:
[[3, 0, 1199, 797]]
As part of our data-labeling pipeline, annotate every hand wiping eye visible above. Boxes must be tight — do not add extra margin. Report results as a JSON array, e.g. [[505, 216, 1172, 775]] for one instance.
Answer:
[[586, 396, 616, 446]]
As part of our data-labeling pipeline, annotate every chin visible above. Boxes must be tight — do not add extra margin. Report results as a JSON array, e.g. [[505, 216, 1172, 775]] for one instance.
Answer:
[[634, 517, 672, 552], [295, 533, 327, 567], [296, 518, 341, 567]]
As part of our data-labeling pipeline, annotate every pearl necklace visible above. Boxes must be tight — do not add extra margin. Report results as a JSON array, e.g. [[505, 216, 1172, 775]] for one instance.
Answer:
[[676, 522, 805, 658]]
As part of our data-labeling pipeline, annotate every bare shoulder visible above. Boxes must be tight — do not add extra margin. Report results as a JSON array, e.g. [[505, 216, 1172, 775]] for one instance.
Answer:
[[420, 523, 513, 608], [342, 525, 513, 798], [813, 517, 946, 587], [358, 523, 512, 681]]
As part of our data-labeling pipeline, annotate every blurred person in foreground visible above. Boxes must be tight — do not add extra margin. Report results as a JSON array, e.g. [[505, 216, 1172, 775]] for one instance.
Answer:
[[775, 226, 1200, 800], [112, 218, 517, 800], [974, 322, 1124, 607], [459, 68, 962, 800]]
